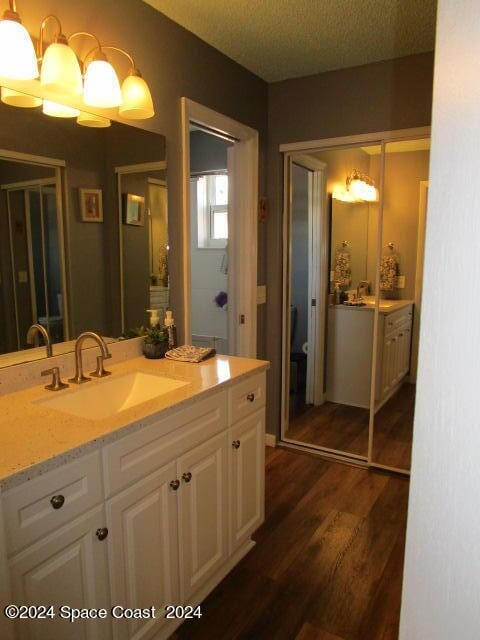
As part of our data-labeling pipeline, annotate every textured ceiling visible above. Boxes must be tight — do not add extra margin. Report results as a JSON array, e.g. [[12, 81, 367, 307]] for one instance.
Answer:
[[143, 0, 437, 82]]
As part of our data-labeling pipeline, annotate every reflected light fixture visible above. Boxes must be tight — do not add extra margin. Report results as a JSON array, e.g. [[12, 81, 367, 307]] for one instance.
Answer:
[[333, 170, 379, 203], [1, 86, 41, 107], [43, 99, 79, 118], [39, 15, 82, 97], [0, 1, 38, 80], [77, 111, 110, 128]]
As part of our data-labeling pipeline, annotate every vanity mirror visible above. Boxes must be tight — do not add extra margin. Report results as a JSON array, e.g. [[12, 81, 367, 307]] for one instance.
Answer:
[[0, 92, 168, 368]]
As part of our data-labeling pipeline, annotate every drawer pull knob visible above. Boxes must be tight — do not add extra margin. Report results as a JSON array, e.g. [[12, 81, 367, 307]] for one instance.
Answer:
[[95, 527, 108, 541], [232, 440, 241, 449], [247, 393, 255, 402], [170, 479, 180, 491], [182, 472, 192, 483], [50, 495, 65, 509]]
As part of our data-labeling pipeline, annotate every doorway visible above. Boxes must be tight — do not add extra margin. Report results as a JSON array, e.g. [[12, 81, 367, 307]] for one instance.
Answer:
[[181, 98, 258, 357]]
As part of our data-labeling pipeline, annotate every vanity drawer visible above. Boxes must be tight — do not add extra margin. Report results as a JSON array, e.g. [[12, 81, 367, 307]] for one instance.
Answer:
[[3, 450, 103, 556], [103, 391, 227, 497], [229, 373, 266, 425], [384, 305, 413, 337]]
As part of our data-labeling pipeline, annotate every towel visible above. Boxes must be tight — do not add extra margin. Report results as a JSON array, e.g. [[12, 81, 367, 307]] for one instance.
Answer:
[[380, 255, 400, 291], [165, 345, 216, 363], [334, 251, 352, 289]]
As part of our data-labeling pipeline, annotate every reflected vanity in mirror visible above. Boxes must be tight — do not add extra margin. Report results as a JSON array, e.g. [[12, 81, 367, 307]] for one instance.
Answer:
[[0, 90, 168, 369], [370, 138, 430, 472], [283, 137, 430, 472]]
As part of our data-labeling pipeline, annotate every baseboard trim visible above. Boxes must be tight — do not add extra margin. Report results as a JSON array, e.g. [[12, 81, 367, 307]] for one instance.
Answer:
[[265, 433, 277, 447]]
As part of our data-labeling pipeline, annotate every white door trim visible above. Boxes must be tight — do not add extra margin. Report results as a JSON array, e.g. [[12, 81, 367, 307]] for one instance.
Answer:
[[281, 154, 327, 440], [181, 98, 259, 357], [279, 126, 431, 153]]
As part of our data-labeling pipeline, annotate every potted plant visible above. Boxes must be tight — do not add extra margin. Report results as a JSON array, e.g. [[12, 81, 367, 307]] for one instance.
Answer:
[[142, 325, 169, 359]]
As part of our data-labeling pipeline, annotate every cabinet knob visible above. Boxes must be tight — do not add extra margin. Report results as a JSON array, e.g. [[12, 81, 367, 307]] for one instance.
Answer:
[[95, 527, 108, 541], [232, 440, 241, 449], [182, 472, 192, 483], [50, 495, 65, 510], [399, 333, 404, 337], [246, 393, 255, 402], [170, 479, 180, 491]]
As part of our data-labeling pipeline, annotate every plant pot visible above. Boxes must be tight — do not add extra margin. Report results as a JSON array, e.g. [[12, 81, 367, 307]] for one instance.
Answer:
[[142, 341, 168, 359]]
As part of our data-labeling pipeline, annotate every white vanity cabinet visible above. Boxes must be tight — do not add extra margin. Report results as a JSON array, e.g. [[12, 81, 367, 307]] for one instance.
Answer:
[[375, 304, 413, 407], [2, 451, 111, 640], [0, 368, 266, 640]]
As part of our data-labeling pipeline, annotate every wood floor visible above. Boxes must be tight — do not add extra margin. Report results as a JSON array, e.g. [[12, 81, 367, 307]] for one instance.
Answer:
[[285, 384, 415, 469], [170, 447, 409, 640], [286, 400, 370, 457], [371, 384, 415, 470]]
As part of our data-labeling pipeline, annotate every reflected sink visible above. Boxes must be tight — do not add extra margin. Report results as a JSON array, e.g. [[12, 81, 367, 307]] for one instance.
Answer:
[[35, 371, 190, 420]]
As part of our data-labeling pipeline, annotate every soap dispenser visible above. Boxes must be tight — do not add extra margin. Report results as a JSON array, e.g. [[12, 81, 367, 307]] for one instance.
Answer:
[[146, 309, 160, 328], [164, 310, 177, 349]]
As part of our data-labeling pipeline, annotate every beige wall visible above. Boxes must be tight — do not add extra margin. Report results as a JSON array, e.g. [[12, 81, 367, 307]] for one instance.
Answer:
[[266, 53, 433, 436]]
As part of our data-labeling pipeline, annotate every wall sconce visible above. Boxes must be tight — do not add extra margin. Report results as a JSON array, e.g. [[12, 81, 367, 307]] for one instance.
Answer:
[[0, 2, 155, 124]]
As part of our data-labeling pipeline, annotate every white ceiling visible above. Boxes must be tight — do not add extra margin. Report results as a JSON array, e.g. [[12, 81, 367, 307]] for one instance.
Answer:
[[143, 0, 437, 82]]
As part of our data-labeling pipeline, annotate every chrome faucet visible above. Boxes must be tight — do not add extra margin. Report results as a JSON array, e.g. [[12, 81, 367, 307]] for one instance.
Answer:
[[26, 323, 52, 357], [356, 280, 370, 299], [69, 332, 112, 384]]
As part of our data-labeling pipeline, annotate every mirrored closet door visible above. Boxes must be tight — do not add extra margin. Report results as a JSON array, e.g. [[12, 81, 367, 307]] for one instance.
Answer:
[[282, 133, 430, 470], [283, 143, 381, 461], [370, 138, 430, 472]]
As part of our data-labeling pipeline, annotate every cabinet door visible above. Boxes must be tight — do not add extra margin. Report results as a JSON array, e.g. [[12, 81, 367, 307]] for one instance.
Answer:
[[229, 410, 265, 553], [381, 336, 395, 396], [106, 462, 179, 640], [9, 505, 110, 640], [177, 433, 228, 601]]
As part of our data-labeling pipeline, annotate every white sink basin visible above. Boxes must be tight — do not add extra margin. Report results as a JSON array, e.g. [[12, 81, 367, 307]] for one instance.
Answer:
[[36, 371, 190, 420]]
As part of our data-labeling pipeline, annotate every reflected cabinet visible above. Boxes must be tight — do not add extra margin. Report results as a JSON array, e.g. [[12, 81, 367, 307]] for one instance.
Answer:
[[283, 134, 430, 473]]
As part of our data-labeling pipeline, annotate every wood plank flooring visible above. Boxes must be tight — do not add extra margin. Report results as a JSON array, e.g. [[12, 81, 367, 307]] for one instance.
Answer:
[[286, 401, 370, 457], [170, 447, 409, 640], [371, 384, 415, 470], [285, 383, 415, 469]]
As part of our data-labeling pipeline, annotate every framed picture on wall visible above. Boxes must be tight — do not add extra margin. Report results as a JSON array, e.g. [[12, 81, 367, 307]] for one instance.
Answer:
[[123, 193, 145, 226], [79, 188, 103, 222]]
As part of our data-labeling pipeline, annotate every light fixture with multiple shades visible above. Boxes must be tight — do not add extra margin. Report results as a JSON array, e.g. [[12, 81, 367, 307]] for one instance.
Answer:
[[0, 3, 155, 126], [333, 170, 379, 203], [0, 1, 38, 80]]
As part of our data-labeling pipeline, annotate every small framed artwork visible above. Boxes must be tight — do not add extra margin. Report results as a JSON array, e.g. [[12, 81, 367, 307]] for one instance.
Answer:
[[79, 188, 103, 222], [123, 193, 145, 226]]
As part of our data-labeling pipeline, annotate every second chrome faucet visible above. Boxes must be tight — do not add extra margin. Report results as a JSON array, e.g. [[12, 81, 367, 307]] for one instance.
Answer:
[[69, 332, 112, 385]]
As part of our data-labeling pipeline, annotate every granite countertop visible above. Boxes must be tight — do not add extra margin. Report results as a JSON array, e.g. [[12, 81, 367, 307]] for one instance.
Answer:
[[0, 355, 269, 490], [331, 299, 414, 314]]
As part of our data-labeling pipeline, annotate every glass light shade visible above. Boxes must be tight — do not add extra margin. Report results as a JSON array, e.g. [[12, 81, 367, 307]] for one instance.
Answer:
[[364, 184, 379, 202], [77, 111, 111, 128], [1, 87, 42, 108], [43, 100, 80, 118], [83, 59, 122, 108], [349, 178, 366, 201], [332, 189, 357, 203], [40, 42, 83, 96], [119, 74, 154, 119], [0, 17, 38, 80]]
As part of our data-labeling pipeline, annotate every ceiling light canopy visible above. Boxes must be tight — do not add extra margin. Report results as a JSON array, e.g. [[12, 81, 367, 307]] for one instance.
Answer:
[[0, 2, 38, 80]]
